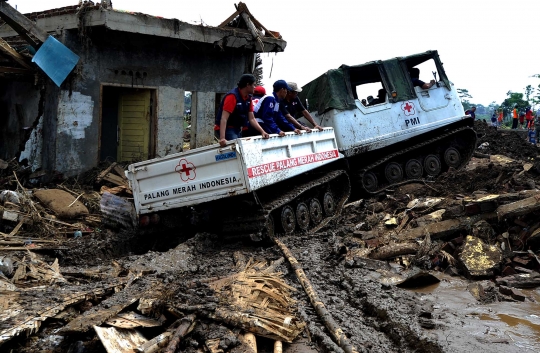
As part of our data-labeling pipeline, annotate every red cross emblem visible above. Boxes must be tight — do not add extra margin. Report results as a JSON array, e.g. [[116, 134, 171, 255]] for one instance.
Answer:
[[401, 101, 415, 116], [175, 158, 196, 182]]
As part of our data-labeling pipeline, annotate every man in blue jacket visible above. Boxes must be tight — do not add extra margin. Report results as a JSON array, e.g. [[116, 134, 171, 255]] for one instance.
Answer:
[[251, 80, 301, 136]]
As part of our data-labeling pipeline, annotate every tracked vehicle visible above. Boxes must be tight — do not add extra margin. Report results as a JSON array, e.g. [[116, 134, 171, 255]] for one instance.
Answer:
[[125, 50, 475, 239], [299, 50, 476, 194]]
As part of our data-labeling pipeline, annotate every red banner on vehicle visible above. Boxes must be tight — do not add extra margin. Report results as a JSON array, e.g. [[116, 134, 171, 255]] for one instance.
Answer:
[[247, 150, 339, 178]]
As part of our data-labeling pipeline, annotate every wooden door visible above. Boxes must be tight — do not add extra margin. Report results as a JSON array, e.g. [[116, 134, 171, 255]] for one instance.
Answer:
[[117, 90, 151, 161]]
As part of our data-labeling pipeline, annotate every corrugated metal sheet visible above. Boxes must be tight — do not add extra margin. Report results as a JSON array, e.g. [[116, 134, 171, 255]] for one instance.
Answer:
[[100, 192, 137, 229]]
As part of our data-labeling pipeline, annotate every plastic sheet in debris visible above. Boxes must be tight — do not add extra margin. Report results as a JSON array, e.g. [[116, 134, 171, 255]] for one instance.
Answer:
[[32, 36, 79, 87], [100, 192, 137, 229]]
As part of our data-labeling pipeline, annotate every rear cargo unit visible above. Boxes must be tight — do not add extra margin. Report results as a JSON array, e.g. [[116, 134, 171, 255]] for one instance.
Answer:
[[126, 129, 342, 216]]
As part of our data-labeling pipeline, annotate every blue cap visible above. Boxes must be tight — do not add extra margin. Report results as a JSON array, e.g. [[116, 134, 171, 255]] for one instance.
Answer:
[[273, 80, 292, 91]]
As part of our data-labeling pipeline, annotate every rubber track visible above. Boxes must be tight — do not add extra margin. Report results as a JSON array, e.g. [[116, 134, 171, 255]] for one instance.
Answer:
[[222, 170, 351, 240], [359, 126, 477, 194]]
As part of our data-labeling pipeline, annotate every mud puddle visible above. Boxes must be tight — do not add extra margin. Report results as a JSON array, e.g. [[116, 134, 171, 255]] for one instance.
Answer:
[[408, 274, 540, 352]]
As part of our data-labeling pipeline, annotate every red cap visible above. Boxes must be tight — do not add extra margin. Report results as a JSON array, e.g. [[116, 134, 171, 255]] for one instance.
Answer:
[[254, 86, 266, 96]]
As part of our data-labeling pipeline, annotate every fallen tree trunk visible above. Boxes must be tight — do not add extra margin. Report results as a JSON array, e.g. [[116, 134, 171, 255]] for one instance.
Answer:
[[164, 314, 196, 353], [273, 238, 358, 353], [369, 243, 419, 260]]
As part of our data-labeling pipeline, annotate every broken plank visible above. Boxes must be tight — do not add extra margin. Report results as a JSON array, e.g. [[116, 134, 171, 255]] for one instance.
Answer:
[[8, 220, 24, 236], [103, 173, 128, 187], [113, 165, 129, 182], [0, 246, 69, 251], [0, 37, 33, 70], [96, 163, 117, 183], [497, 194, 540, 221], [60, 280, 154, 334], [369, 243, 419, 260], [399, 213, 497, 241], [94, 326, 148, 353], [105, 312, 161, 329]]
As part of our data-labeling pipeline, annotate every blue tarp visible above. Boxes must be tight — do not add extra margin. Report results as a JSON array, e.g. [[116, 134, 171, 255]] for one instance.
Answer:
[[32, 36, 79, 87]]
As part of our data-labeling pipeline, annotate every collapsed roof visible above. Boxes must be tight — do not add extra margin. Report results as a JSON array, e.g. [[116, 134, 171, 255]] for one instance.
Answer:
[[0, 1, 286, 79]]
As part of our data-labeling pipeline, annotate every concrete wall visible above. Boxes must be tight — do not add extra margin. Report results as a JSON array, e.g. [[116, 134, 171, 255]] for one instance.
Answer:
[[157, 86, 185, 157], [0, 81, 41, 161], [0, 27, 250, 176]]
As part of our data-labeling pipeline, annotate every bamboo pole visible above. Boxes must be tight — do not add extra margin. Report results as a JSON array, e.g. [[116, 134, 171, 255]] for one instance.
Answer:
[[164, 314, 196, 353], [244, 332, 257, 353], [273, 238, 358, 353], [274, 340, 283, 353]]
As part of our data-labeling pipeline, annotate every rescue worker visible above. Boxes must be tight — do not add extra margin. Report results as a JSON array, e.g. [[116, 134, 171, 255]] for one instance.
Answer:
[[498, 108, 503, 127], [465, 106, 476, 121], [243, 86, 267, 137], [215, 74, 268, 147], [410, 68, 436, 89], [253, 80, 301, 136], [512, 105, 519, 129], [281, 82, 324, 131], [526, 107, 534, 130], [519, 110, 525, 129]]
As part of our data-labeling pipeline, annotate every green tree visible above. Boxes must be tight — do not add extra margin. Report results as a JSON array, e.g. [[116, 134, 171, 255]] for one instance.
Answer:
[[500, 91, 528, 116], [524, 84, 534, 102], [457, 88, 472, 101]]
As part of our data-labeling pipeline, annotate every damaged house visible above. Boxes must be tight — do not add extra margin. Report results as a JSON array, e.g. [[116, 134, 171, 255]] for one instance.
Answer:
[[0, 1, 285, 177]]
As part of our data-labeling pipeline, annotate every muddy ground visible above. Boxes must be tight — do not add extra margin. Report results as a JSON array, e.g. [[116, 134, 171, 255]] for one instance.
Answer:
[[3, 120, 540, 352]]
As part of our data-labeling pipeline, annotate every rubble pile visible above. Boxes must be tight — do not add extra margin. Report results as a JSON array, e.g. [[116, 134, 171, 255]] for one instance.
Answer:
[[2, 121, 540, 352]]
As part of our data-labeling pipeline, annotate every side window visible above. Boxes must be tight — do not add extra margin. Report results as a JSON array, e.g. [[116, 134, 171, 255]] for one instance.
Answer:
[[354, 83, 387, 107], [408, 58, 439, 90], [349, 64, 388, 108]]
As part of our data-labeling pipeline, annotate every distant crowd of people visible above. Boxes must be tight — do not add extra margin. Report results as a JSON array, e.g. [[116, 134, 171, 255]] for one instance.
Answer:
[[214, 74, 324, 147]]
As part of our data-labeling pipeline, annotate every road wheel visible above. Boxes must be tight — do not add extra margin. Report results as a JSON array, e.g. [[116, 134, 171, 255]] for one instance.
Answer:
[[385, 162, 404, 183], [362, 172, 378, 192], [322, 192, 335, 216], [309, 198, 323, 225], [405, 159, 423, 179], [444, 147, 461, 168], [296, 202, 310, 230], [280, 205, 296, 234], [424, 154, 442, 176]]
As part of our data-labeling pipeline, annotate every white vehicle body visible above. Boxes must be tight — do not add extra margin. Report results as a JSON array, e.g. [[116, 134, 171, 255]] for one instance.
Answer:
[[311, 84, 467, 157], [126, 129, 341, 216]]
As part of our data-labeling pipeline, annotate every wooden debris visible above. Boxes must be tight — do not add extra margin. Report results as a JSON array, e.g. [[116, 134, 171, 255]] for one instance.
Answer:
[[60, 278, 153, 334], [0, 280, 125, 346], [8, 219, 23, 236], [274, 340, 283, 353], [11, 252, 66, 284], [243, 333, 257, 353], [105, 312, 162, 328], [164, 314, 196, 353], [399, 213, 497, 241], [497, 194, 540, 221], [369, 243, 420, 260], [97, 162, 130, 188], [274, 238, 358, 353], [94, 326, 148, 353], [205, 258, 305, 343], [137, 332, 172, 353], [496, 273, 540, 288]]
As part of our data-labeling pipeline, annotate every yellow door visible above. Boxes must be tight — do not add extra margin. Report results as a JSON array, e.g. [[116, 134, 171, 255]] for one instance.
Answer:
[[117, 90, 151, 161]]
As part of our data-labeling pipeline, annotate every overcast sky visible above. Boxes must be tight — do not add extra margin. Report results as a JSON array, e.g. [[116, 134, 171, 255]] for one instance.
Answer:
[[12, 0, 540, 106]]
